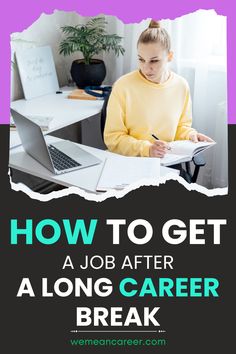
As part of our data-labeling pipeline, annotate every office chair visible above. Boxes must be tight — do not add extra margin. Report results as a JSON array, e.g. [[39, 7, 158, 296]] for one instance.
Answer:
[[100, 91, 205, 184]]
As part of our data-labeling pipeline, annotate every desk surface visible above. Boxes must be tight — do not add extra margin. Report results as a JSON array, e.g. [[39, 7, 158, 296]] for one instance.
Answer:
[[9, 136, 178, 193], [10, 87, 103, 148], [10, 92, 179, 193]]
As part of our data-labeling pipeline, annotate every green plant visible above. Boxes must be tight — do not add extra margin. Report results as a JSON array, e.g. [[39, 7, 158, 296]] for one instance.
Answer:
[[59, 17, 125, 64]]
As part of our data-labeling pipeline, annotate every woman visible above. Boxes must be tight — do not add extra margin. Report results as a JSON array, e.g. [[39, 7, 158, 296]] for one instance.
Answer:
[[104, 20, 213, 158]]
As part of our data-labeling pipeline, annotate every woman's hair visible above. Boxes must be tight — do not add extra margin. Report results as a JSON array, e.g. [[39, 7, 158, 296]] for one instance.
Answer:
[[137, 20, 171, 52]]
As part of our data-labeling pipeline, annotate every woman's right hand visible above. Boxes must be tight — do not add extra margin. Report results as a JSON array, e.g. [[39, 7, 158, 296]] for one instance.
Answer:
[[149, 140, 169, 158]]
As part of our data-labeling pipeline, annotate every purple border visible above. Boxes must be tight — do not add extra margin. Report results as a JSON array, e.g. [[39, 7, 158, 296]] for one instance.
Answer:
[[0, 0, 235, 124]]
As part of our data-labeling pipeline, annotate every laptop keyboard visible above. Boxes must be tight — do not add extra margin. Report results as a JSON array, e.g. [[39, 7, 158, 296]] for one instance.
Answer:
[[48, 144, 81, 171]]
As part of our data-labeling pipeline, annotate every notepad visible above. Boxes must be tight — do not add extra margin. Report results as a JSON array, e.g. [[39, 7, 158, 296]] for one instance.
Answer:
[[161, 140, 216, 166], [96, 155, 160, 192], [68, 89, 101, 100]]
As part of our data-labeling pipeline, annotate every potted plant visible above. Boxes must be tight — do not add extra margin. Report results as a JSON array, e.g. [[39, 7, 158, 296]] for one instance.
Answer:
[[59, 17, 125, 88]]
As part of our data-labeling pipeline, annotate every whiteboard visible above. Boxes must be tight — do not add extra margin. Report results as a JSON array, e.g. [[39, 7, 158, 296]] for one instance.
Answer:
[[16, 46, 59, 100]]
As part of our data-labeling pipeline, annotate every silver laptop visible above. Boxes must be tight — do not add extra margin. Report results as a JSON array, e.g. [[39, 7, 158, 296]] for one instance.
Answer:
[[11, 109, 102, 175]]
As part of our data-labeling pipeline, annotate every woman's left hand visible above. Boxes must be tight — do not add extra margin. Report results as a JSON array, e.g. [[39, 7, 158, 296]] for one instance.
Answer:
[[189, 132, 214, 143]]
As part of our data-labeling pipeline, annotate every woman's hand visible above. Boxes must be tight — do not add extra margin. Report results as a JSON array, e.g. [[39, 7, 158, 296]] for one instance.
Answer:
[[189, 132, 214, 143], [149, 140, 170, 157]]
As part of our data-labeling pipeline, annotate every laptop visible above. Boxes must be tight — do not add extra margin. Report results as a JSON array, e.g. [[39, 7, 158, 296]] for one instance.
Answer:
[[11, 109, 102, 175]]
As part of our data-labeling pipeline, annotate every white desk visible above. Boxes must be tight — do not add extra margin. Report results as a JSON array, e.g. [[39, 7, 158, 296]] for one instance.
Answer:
[[10, 87, 104, 148], [10, 92, 179, 193], [9, 136, 178, 193]]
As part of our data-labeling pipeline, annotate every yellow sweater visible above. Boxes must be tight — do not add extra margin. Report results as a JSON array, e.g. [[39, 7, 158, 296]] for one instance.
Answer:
[[104, 70, 195, 157]]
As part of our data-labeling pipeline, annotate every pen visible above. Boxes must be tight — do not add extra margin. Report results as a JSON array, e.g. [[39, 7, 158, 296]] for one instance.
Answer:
[[151, 133, 171, 150], [151, 133, 159, 140]]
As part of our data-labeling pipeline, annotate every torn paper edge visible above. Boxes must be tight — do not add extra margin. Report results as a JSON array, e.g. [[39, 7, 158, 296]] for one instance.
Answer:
[[9, 168, 228, 203]]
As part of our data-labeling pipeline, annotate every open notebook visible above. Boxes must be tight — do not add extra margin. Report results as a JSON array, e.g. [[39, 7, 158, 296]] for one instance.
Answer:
[[161, 140, 216, 166], [96, 155, 160, 192]]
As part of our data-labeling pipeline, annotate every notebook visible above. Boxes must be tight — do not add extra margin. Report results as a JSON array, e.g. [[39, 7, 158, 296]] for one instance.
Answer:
[[161, 140, 216, 166], [96, 155, 160, 192], [68, 89, 101, 100], [11, 114, 53, 131]]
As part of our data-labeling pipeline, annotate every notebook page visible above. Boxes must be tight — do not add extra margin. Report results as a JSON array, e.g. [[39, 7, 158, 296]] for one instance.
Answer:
[[97, 155, 160, 191], [169, 140, 215, 156]]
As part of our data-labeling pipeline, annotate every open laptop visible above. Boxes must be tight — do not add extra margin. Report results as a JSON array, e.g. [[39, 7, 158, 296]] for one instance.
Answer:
[[11, 109, 102, 175]]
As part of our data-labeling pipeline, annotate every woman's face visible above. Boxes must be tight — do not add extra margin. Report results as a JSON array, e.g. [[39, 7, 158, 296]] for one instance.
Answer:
[[137, 42, 171, 83]]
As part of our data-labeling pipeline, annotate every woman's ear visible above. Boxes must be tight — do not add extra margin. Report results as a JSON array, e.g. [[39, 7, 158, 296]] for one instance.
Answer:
[[168, 51, 174, 62]]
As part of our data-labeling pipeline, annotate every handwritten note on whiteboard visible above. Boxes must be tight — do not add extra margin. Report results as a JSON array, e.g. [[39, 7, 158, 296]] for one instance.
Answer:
[[15, 46, 59, 100]]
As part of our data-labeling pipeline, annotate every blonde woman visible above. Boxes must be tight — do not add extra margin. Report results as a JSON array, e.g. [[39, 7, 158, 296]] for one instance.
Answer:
[[104, 20, 213, 158]]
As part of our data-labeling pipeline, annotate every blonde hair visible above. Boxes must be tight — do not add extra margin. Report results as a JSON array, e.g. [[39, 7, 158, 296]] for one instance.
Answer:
[[137, 20, 171, 52]]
